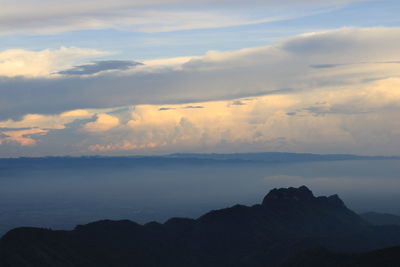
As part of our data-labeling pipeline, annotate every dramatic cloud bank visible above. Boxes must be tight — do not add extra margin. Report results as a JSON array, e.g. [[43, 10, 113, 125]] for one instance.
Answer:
[[1, 27, 400, 156], [1, 76, 400, 155], [1, 27, 400, 118]]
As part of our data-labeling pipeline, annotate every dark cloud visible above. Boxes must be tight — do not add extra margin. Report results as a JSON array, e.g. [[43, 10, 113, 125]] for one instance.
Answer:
[[304, 106, 330, 115], [231, 100, 246, 105], [184, 106, 204, 109], [57, 60, 143, 75], [303, 105, 370, 116], [0, 71, 297, 120], [0, 127, 32, 131], [159, 107, 175, 111], [310, 64, 342, 69], [311, 61, 400, 69], [370, 61, 400, 64]]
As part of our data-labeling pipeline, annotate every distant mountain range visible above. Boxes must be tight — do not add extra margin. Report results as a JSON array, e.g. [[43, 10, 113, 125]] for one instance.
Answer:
[[166, 152, 400, 162], [1, 186, 399, 266], [1, 152, 399, 165], [167, 152, 399, 162]]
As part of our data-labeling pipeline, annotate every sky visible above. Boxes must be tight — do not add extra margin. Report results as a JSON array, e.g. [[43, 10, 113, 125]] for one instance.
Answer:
[[1, 0, 400, 157]]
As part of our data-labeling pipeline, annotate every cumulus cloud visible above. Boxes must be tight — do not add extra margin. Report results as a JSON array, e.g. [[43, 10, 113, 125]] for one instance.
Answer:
[[0, 0, 363, 34], [0, 109, 94, 148], [84, 113, 120, 132], [52, 76, 395, 156], [1, 75, 400, 155], [116, 78, 400, 155]]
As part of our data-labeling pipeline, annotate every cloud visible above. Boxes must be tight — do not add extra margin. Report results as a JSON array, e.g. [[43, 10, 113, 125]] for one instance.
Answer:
[[2, 27, 400, 156], [297, 78, 400, 116], [310, 64, 343, 69], [184, 106, 204, 109], [81, 77, 400, 155], [1, 75, 400, 155], [0, 109, 92, 130], [0, 108, 94, 147], [0, 128, 48, 146], [231, 101, 246, 106], [310, 61, 400, 69], [57, 60, 143, 76], [0, 0, 364, 34], [1, 27, 400, 120], [0, 47, 113, 78]]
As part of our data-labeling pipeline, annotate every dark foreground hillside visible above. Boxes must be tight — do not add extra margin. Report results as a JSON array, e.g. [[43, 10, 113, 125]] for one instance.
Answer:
[[360, 212, 400, 226], [280, 245, 400, 267], [1, 186, 400, 267]]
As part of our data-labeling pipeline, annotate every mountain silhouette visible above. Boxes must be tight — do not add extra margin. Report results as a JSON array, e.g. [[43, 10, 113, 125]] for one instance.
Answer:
[[1, 186, 400, 267]]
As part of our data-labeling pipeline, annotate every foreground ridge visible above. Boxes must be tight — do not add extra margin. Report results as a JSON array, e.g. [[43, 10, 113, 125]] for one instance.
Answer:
[[1, 186, 400, 267]]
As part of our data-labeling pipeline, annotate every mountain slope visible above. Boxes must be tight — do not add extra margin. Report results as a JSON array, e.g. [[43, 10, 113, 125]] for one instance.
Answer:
[[279, 245, 400, 267], [361, 212, 400, 226], [1, 186, 400, 267]]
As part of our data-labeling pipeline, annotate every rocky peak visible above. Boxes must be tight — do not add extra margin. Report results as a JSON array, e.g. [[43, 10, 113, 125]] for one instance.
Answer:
[[262, 185, 316, 205]]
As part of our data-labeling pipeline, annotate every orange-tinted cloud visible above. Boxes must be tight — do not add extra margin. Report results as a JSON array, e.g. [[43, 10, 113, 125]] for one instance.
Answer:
[[0, 128, 48, 146]]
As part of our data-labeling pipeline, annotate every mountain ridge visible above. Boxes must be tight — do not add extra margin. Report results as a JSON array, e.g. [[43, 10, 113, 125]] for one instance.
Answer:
[[1, 186, 400, 267]]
